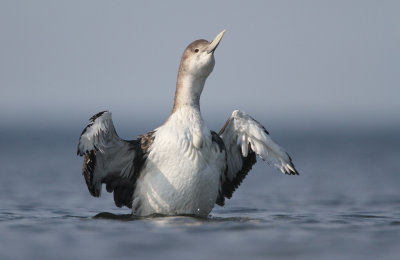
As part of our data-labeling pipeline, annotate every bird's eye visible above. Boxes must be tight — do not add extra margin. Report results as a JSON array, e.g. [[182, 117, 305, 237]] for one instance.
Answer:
[[194, 49, 199, 53]]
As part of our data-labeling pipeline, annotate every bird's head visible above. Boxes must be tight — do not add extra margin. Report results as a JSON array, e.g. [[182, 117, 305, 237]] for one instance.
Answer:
[[178, 30, 226, 80], [172, 30, 226, 113]]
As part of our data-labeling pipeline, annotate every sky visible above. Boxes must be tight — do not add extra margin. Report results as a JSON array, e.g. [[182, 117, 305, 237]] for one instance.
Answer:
[[1, 0, 399, 133]]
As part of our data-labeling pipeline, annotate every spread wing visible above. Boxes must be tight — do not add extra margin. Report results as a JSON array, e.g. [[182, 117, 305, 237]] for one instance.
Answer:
[[216, 110, 298, 205], [77, 111, 153, 208]]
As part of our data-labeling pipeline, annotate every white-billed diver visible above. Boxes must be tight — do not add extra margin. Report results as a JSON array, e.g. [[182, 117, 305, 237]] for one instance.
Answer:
[[77, 30, 299, 216]]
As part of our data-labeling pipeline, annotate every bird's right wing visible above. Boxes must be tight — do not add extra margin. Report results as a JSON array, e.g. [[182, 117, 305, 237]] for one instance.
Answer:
[[77, 111, 153, 208], [216, 110, 298, 205]]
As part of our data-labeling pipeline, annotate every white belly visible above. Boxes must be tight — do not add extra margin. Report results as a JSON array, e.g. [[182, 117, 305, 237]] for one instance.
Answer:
[[132, 109, 224, 216]]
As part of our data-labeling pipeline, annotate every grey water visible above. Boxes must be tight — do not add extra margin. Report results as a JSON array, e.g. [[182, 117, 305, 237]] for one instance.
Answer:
[[0, 126, 399, 260]]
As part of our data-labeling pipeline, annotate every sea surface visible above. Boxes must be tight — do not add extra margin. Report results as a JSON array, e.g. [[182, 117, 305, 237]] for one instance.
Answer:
[[0, 126, 399, 260]]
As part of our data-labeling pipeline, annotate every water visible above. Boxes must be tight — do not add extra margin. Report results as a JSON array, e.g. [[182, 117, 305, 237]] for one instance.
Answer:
[[0, 127, 399, 260]]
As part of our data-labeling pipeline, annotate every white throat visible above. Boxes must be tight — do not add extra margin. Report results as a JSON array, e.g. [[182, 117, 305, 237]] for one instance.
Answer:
[[173, 73, 207, 112]]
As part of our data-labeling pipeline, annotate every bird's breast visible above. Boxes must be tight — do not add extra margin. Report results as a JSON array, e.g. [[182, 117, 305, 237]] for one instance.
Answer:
[[132, 108, 222, 216]]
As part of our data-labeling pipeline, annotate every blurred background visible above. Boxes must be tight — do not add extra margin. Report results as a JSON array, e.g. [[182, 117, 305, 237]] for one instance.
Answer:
[[0, 1, 399, 260], [1, 0, 399, 132]]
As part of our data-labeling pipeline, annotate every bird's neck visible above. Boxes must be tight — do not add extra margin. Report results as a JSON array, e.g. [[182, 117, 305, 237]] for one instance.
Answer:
[[172, 71, 206, 113]]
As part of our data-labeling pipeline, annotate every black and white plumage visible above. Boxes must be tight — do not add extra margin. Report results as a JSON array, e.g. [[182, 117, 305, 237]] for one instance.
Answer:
[[77, 111, 154, 209], [216, 110, 298, 206], [77, 30, 298, 216]]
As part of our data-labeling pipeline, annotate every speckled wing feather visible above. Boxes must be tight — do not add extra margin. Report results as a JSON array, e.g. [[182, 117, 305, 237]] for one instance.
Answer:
[[77, 111, 154, 208], [216, 110, 298, 204]]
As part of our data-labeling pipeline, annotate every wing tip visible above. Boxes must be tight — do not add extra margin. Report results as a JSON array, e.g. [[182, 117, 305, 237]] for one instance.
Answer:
[[285, 153, 299, 175], [77, 110, 111, 156], [89, 110, 110, 122], [284, 163, 299, 175], [288, 169, 299, 175]]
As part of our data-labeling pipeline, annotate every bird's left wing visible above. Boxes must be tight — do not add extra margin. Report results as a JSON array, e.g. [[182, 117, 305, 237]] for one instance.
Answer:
[[216, 110, 298, 205]]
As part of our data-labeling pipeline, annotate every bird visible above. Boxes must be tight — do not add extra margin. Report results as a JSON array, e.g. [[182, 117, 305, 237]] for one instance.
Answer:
[[77, 30, 299, 217]]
